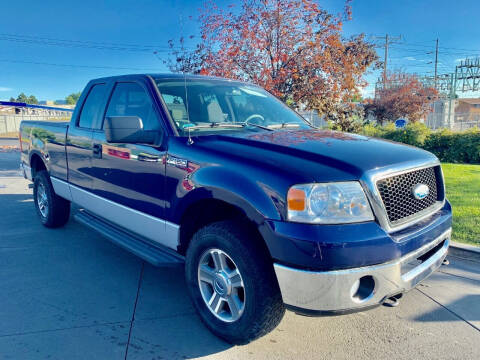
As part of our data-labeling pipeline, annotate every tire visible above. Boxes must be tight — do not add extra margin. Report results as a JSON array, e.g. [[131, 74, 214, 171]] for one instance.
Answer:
[[185, 220, 285, 344], [33, 171, 70, 228]]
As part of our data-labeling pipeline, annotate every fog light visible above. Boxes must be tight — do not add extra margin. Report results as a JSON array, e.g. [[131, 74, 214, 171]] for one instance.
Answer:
[[350, 275, 375, 303]]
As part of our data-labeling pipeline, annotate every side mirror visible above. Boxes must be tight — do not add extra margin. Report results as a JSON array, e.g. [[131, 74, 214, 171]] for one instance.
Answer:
[[104, 116, 157, 144]]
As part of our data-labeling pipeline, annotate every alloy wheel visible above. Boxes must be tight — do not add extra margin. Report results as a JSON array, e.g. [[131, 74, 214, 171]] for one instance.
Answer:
[[197, 248, 246, 322]]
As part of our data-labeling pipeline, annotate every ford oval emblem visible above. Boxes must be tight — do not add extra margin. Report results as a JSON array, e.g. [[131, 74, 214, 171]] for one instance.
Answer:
[[412, 184, 429, 200]]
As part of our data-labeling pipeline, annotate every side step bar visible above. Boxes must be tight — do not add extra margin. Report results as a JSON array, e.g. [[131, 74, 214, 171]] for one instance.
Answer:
[[74, 210, 184, 267]]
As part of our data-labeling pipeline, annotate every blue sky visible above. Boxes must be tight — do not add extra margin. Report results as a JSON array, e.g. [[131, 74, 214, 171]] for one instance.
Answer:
[[0, 0, 479, 101]]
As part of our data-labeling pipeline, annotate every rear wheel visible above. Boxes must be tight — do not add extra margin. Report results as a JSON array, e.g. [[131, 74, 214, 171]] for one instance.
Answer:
[[33, 171, 70, 228], [185, 220, 285, 344]]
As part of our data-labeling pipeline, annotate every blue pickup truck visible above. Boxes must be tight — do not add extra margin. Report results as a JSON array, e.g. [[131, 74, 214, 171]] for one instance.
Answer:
[[19, 74, 452, 344]]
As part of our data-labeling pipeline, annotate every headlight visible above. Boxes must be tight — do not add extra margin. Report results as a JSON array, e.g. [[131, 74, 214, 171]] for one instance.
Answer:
[[287, 182, 374, 224]]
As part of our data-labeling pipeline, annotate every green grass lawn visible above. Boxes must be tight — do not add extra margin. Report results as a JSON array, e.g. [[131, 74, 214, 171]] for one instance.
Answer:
[[442, 163, 480, 246]]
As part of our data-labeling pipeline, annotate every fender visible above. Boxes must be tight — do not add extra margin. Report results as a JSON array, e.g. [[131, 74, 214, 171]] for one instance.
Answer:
[[168, 165, 286, 225], [25, 122, 69, 181], [29, 149, 50, 174]]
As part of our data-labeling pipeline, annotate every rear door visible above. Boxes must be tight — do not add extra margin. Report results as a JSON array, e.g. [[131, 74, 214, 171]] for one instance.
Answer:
[[66, 82, 109, 190]]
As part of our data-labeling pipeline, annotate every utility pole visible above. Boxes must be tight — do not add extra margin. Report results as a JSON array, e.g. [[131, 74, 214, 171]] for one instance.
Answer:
[[447, 67, 458, 129], [434, 39, 439, 90], [384, 34, 388, 87], [373, 34, 402, 89]]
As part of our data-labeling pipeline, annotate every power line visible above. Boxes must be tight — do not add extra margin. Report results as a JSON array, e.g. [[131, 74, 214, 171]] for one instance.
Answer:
[[384, 40, 480, 53], [372, 34, 402, 88], [0, 33, 189, 52], [0, 33, 172, 49], [0, 58, 161, 71], [400, 41, 480, 53], [388, 45, 479, 57], [0, 37, 171, 53]]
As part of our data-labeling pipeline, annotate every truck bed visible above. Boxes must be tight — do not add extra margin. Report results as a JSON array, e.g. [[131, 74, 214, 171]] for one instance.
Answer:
[[20, 120, 70, 181]]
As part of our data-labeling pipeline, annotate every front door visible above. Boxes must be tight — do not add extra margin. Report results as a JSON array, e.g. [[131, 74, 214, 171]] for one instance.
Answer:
[[90, 81, 175, 249]]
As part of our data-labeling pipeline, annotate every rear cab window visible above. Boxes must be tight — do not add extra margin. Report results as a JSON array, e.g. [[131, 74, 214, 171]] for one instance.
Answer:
[[78, 83, 107, 129]]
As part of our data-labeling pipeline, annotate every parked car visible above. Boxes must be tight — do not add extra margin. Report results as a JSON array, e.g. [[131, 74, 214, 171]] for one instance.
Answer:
[[19, 74, 452, 344]]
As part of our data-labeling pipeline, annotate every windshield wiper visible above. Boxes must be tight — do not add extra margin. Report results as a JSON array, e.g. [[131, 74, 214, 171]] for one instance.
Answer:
[[182, 121, 299, 132], [183, 122, 244, 131], [241, 122, 273, 131], [266, 123, 301, 129]]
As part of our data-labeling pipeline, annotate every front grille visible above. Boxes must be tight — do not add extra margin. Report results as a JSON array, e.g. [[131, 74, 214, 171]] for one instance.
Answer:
[[376, 166, 441, 224]]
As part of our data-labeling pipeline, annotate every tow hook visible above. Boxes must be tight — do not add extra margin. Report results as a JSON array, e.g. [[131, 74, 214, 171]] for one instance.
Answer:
[[383, 293, 403, 308], [442, 257, 450, 266]]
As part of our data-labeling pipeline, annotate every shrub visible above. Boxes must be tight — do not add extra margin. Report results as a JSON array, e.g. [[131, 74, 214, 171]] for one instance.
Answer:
[[380, 122, 431, 147], [360, 123, 387, 138], [355, 123, 480, 164], [424, 128, 480, 164]]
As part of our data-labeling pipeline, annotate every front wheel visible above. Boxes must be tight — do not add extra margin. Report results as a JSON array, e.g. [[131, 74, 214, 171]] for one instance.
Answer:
[[33, 171, 70, 228], [185, 221, 285, 344]]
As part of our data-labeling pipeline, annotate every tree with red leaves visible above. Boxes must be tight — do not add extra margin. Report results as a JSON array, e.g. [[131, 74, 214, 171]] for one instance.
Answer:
[[166, 0, 379, 127], [365, 72, 438, 123]]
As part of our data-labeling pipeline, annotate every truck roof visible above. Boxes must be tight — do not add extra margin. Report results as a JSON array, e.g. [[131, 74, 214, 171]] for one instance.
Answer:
[[89, 73, 251, 85]]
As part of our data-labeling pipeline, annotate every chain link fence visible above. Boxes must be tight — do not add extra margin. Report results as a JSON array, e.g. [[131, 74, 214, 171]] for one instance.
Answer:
[[297, 110, 327, 128], [298, 109, 480, 131], [424, 112, 480, 131], [0, 114, 71, 137]]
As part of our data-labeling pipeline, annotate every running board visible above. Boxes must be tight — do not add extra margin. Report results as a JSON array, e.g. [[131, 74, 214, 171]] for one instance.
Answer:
[[74, 210, 184, 267]]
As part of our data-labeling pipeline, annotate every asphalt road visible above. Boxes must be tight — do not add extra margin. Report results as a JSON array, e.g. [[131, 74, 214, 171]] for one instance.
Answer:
[[1, 150, 479, 359]]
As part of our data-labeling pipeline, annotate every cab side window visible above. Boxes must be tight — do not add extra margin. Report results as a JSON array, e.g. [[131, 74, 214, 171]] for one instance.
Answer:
[[105, 82, 159, 131], [78, 83, 107, 129]]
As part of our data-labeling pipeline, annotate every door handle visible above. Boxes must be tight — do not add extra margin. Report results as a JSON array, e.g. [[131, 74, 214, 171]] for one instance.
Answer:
[[92, 143, 102, 159], [138, 153, 160, 162]]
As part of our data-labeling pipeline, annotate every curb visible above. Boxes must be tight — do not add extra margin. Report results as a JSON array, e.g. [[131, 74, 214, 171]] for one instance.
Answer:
[[449, 241, 480, 261]]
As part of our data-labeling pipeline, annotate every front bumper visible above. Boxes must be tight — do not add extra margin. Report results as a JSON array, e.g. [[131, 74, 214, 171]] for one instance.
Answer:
[[274, 228, 451, 313]]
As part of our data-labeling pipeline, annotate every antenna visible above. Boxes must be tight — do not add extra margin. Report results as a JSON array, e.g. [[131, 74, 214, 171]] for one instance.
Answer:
[[179, 13, 192, 145], [187, 127, 194, 145]]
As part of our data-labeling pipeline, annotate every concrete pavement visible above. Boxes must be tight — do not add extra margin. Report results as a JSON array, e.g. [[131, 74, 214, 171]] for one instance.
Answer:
[[0, 142, 21, 178], [0, 138, 20, 146], [0, 152, 479, 359]]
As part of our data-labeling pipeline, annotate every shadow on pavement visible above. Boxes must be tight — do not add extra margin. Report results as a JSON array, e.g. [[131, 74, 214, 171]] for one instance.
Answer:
[[0, 191, 232, 359], [129, 266, 232, 358], [0, 194, 35, 226], [125, 263, 233, 358], [414, 294, 480, 324]]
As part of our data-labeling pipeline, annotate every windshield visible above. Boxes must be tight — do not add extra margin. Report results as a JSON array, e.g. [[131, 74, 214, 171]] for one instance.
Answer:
[[154, 78, 310, 135]]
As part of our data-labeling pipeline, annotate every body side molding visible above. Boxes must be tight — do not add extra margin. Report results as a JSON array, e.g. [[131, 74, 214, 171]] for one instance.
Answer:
[[50, 176, 179, 250], [51, 177, 73, 201]]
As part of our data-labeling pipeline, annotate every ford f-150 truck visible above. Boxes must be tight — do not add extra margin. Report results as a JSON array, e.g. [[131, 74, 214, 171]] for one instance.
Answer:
[[19, 74, 452, 344]]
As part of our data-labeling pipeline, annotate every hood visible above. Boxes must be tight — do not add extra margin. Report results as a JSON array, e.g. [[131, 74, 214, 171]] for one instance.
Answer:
[[192, 129, 437, 182]]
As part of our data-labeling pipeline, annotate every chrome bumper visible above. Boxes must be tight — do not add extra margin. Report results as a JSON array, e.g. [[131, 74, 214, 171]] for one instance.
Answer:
[[274, 228, 451, 312]]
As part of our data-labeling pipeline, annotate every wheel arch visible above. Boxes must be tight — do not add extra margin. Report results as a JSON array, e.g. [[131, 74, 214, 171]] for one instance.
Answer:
[[30, 152, 47, 180], [177, 196, 269, 257]]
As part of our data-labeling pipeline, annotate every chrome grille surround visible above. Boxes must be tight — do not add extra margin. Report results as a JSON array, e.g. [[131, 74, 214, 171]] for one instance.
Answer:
[[377, 166, 438, 223], [360, 158, 445, 234]]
